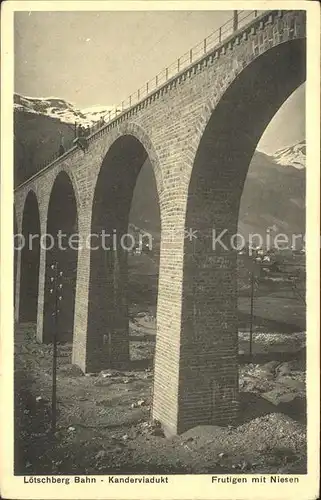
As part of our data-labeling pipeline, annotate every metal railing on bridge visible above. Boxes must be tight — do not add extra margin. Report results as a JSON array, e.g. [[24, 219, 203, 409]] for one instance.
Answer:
[[88, 10, 265, 130], [23, 10, 267, 178]]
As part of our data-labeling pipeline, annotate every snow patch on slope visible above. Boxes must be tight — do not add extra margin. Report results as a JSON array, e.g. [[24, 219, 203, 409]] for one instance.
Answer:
[[272, 140, 306, 169], [14, 93, 115, 127]]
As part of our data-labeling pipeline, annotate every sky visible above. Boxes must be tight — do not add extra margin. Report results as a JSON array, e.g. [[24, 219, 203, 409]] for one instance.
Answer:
[[14, 10, 305, 154]]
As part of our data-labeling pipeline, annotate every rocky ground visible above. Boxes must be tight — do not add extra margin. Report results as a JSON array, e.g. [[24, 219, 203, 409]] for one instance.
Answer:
[[14, 318, 306, 475]]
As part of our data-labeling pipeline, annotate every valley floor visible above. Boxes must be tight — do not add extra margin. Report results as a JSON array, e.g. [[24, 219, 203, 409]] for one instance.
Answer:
[[14, 319, 306, 475]]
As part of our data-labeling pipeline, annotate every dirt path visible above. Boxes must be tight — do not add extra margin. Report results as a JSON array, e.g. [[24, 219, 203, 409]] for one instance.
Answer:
[[14, 323, 306, 475]]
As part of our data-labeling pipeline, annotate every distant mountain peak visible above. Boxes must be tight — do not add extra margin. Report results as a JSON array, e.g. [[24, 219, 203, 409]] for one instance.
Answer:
[[14, 92, 115, 127], [272, 140, 306, 170]]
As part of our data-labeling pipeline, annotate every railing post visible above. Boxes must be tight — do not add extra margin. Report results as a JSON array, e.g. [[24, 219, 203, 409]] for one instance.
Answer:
[[254, 10, 258, 17], [129, 95, 131, 106], [165, 67, 168, 80], [155, 74, 158, 87], [137, 88, 140, 100], [219, 27, 222, 43], [189, 49, 193, 63], [204, 38, 207, 54], [121, 101, 124, 111], [146, 81, 149, 94], [177, 58, 180, 72]]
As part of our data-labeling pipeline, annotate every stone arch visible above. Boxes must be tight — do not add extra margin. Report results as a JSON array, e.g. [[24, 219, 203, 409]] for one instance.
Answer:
[[191, 36, 306, 170], [19, 189, 41, 322], [99, 121, 164, 198], [86, 131, 161, 372], [59, 166, 82, 218], [178, 37, 306, 432], [42, 170, 79, 342]]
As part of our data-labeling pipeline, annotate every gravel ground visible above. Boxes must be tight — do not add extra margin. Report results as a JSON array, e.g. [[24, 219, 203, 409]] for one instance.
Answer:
[[14, 322, 306, 475]]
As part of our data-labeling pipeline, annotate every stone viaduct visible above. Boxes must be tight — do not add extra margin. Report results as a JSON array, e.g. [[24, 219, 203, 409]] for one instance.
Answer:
[[14, 10, 306, 435]]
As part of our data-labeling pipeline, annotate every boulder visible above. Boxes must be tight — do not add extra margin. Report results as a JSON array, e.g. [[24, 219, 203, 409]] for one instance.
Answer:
[[261, 389, 298, 406], [276, 362, 292, 376], [59, 364, 84, 377]]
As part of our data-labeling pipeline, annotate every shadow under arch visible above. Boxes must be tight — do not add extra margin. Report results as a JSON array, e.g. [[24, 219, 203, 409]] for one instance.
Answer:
[[86, 134, 161, 372], [43, 171, 78, 343], [179, 38, 306, 432], [19, 190, 40, 322]]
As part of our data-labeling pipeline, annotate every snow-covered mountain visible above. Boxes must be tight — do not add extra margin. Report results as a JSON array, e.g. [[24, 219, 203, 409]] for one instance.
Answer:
[[272, 140, 306, 170], [14, 92, 306, 243], [14, 93, 115, 127], [15, 93, 306, 169]]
